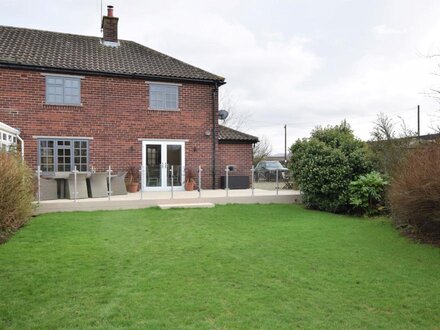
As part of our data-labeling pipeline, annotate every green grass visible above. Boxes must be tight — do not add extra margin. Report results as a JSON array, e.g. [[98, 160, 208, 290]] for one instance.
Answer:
[[0, 204, 439, 329]]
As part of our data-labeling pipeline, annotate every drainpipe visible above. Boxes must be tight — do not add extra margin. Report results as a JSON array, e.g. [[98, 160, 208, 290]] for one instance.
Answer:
[[212, 82, 218, 189]]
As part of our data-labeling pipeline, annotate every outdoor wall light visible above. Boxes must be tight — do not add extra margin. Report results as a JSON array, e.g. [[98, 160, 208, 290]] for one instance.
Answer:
[[205, 129, 211, 136]]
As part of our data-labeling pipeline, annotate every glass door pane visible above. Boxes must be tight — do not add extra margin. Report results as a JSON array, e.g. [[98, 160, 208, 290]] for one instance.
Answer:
[[167, 144, 182, 186], [146, 144, 162, 187]]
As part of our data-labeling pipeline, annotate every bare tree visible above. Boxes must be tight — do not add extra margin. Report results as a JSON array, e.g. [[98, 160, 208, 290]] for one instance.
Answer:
[[219, 89, 270, 164], [252, 135, 272, 165], [219, 89, 251, 131], [370, 113, 413, 175], [371, 113, 396, 141]]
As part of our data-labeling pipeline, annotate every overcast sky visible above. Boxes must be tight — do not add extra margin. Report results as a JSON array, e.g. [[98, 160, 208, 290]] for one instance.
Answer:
[[3, 0, 440, 153]]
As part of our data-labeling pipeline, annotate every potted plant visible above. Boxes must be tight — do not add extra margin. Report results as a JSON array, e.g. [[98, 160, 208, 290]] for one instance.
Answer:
[[126, 166, 139, 193], [185, 168, 197, 191]]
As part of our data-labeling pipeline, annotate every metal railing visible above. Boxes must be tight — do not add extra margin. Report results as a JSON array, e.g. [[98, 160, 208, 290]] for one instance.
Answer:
[[35, 164, 296, 202]]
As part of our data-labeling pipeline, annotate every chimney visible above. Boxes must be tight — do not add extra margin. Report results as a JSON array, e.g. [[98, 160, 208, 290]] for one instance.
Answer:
[[101, 5, 119, 44]]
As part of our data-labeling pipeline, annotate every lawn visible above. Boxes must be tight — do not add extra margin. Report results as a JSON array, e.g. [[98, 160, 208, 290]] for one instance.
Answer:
[[0, 204, 439, 329]]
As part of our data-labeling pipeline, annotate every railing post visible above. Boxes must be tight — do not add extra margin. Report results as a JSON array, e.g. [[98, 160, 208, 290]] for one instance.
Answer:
[[170, 165, 174, 199], [276, 169, 279, 196], [251, 165, 255, 197], [198, 165, 202, 198], [73, 166, 78, 203], [139, 166, 144, 200], [225, 166, 230, 197], [36, 166, 41, 203], [107, 165, 112, 200]]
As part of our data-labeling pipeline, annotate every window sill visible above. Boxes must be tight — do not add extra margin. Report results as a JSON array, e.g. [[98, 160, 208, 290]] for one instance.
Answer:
[[44, 103, 83, 107], [148, 108, 180, 112]]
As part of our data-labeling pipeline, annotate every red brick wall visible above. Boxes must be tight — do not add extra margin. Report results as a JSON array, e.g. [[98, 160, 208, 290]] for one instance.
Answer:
[[217, 142, 253, 188], [0, 67, 221, 188]]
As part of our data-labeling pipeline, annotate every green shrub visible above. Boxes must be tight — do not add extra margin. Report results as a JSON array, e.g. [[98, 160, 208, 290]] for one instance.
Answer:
[[0, 151, 35, 243], [290, 121, 373, 213], [388, 145, 440, 242], [349, 171, 388, 216]]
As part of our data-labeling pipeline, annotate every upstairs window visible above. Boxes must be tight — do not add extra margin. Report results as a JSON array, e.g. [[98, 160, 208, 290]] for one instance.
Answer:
[[46, 76, 81, 105], [149, 84, 179, 110]]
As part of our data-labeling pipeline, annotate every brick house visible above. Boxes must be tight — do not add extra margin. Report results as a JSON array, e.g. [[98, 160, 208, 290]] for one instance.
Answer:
[[0, 6, 258, 191]]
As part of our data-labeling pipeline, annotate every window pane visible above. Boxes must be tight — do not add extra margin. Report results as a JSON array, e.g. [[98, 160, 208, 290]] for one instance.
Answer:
[[73, 140, 88, 172], [46, 94, 56, 103]]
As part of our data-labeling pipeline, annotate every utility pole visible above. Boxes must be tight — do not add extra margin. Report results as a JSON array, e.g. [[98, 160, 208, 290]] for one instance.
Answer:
[[417, 105, 420, 140], [284, 124, 287, 165]]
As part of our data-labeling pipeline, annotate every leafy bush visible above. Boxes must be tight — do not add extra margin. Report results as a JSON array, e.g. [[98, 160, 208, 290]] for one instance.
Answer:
[[0, 151, 34, 243], [349, 171, 388, 216], [290, 121, 373, 213], [388, 145, 440, 242]]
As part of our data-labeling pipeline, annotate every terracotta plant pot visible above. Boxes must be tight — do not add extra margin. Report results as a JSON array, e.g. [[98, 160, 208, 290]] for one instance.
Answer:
[[127, 182, 139, 193], [185, 180, 196, 191]]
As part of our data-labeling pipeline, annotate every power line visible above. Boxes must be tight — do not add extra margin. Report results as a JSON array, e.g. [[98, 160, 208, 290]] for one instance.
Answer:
[[245, 106, 426, 128]]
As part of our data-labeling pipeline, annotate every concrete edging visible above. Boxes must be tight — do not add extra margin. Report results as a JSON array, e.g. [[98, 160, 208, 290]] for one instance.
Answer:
[[34, 194, 302, 214]]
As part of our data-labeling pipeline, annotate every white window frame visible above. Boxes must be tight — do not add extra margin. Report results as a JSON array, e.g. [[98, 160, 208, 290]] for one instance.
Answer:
[[148, 82, 180, 111]]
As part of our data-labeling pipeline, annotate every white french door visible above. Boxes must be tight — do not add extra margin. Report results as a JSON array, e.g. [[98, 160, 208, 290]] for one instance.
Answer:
[[141, 140, 185, 191]]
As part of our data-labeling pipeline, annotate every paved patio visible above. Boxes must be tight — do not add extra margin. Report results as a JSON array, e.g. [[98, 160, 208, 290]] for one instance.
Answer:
[[35, 188, 301, 214]]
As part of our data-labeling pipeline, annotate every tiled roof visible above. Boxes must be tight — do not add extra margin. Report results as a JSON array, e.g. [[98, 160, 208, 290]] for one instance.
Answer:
[[219, 125, 259, 143], [0, 25, 225, 83]]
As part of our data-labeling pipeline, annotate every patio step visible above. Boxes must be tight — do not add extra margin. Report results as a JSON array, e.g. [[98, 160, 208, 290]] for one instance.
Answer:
[[158, 202, 215, 210]]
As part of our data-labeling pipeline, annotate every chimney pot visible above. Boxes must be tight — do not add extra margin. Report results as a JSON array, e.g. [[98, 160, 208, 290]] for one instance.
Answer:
[[107, 5, 114, 17]]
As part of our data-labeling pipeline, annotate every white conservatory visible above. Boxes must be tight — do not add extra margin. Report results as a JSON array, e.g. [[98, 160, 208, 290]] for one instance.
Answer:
[[0, 122, 23, 156]]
